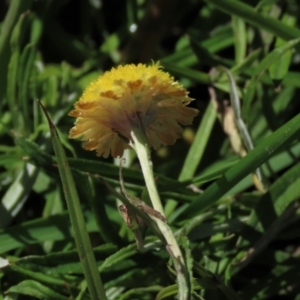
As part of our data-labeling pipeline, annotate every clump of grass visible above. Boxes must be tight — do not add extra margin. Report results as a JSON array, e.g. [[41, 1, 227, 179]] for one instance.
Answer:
[[0, 1, 300, 299]]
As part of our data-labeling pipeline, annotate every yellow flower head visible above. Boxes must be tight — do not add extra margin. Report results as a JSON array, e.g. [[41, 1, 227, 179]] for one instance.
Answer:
[[69, 63, 198, 158]]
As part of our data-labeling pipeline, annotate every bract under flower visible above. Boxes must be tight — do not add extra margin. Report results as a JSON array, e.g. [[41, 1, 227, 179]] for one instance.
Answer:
[[69, 63, 198, 158]]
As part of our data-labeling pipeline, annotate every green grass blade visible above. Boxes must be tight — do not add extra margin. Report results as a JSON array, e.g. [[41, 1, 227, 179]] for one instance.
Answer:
[[204, 0, 300, 41], [6, 280, 68, 300], [162, 63, 211, 84], [75, 172, 122, 245], [6, 12, 31, 130], [244, 37, 300, 110], [19, 43, 37, 133], [12, 244, 116, 270], [0, 163, 39, 229], [269, 14, 296, 81], [180, 112, 300, 219], [0, 210, 97, 254], [0, 0, 33, 101], [179, 101, 217, 181], [165, 101, 217, 216], [232, 16, 247, 63], [39, 101, 107, 300]]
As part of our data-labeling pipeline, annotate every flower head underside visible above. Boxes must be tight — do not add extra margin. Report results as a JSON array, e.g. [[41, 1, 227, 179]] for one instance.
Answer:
[[69, 63, 198, 157]]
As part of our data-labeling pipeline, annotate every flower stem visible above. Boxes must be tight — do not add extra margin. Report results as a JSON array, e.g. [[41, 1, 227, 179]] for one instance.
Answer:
[[130, 128, 188, 299]]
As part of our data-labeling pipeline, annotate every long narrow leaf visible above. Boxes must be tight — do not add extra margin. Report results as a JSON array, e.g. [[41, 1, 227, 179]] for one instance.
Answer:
[[204, 0, 300, 41], [38, 101, 107, 300], [180, 112, 300, 218]]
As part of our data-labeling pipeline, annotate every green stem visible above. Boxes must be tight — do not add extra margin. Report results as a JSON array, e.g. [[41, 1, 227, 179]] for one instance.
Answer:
[[130, 127, 188, 299]]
